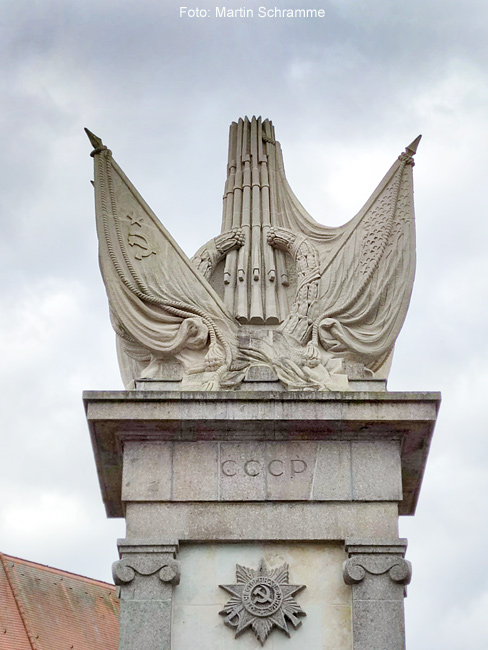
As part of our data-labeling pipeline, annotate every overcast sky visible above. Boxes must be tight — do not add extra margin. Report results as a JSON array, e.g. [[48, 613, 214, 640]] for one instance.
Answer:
[[1, 1, 488, 647]]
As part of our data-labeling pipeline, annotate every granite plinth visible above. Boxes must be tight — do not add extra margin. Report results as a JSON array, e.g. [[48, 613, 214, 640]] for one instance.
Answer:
[[84, 390, 440, 518], [85, 389, 439, 650]]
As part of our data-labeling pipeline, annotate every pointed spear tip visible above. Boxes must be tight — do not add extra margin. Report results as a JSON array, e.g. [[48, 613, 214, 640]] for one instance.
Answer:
[[406, 134, 422, 156], [84, 127, 104, 149]]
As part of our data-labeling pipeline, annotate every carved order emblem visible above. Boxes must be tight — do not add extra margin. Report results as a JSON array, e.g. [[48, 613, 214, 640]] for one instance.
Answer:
[[219, 559, 306, 645]]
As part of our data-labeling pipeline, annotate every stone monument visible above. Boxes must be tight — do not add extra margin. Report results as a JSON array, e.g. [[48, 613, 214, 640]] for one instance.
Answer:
[[84, 117, 440, 650]]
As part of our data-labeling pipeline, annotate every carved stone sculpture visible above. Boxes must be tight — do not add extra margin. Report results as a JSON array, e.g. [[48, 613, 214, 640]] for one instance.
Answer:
[[113, 556, 181, 588], [343, 555, 412, 587], [86, 117, 419, 390], [219, 559, 306, 645]]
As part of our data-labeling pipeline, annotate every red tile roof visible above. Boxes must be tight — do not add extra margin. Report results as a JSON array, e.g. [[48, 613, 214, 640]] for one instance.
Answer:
[[0, 552, 119, 650]]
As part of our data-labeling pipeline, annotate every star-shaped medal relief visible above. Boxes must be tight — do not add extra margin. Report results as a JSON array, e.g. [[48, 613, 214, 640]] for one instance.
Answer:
[[219, 559, 306, 645]]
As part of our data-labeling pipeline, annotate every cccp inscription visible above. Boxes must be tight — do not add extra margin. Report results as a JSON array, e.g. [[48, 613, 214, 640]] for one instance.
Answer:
[[221, 458, 308, 478]]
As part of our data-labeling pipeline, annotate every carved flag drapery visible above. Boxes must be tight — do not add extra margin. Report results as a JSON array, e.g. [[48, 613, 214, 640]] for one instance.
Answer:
[[87, 118, 419, 390]]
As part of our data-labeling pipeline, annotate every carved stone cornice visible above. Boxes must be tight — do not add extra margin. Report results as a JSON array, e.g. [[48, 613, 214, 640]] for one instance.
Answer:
[[117, 539, 179, 556]]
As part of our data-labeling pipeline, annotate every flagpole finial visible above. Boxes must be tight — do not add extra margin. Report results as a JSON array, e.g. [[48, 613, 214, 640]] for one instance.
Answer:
[[405, 134, 422, 157], [85, 128, 107, 156]]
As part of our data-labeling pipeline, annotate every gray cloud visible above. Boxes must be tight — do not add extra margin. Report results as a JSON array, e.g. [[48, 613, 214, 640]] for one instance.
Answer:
[[1, 1, 487, 647]]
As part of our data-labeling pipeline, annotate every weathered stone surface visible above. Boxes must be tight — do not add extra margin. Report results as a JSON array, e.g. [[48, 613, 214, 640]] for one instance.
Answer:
[[125, 502, 399, 541], [349, 379, 387, 391], [313, 441, 352, 500], [122, 442, 172, 502], [220, 442, 267, 501], [242, 365, 284, 392], [352, 601, 406, 650], [118, 600, 172, 650], [173, 543, 352, 650], [351, 441, 403, 501], [172, 442, 219, 501], [265, 441, 316, 500]]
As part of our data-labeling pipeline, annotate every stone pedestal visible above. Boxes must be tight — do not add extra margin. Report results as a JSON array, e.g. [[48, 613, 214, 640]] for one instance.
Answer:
[[84, 390, 439, 649]]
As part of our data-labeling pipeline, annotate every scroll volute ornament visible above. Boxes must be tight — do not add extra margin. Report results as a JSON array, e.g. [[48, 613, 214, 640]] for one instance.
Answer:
[[113, 557, 181, 587], [343, 556, 412, 586]]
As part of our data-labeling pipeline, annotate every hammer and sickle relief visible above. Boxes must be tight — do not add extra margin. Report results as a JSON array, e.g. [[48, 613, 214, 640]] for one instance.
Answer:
[[128, 232, 157, 260], [251, 584, 273, 605]]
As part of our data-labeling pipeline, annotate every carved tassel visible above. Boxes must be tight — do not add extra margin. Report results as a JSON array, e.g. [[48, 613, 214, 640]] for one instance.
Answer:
[[204, 341, 226, 372]]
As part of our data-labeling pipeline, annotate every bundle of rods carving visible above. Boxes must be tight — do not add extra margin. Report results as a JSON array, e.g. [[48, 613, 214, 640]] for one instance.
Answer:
[[221, 117, 289, 325]]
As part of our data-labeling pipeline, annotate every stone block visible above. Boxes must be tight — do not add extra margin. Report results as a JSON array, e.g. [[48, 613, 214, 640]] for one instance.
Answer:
[[173, 543, 352, 650], [265, 441, 317, 500], [245, 365, 278, 382], [322, 605, 353, 649], [349, 379, 387, 391], [119, 600, 172, 650], [172, 604, 228, 650], [122, 442, 172, 501], [352, 441, 402, 501], [125, 502, 399, 541], [172, 442, 218, 501], [85, 390, 440, 516], [312, 442, 352, 500], [220, 442, 267, 500], [119, 439, 405, 505], [352, 600, 406, 650]]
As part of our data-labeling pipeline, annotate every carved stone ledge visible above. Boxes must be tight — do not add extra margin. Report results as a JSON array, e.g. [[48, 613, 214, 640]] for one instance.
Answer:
[[117, 539, 179, 556]]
